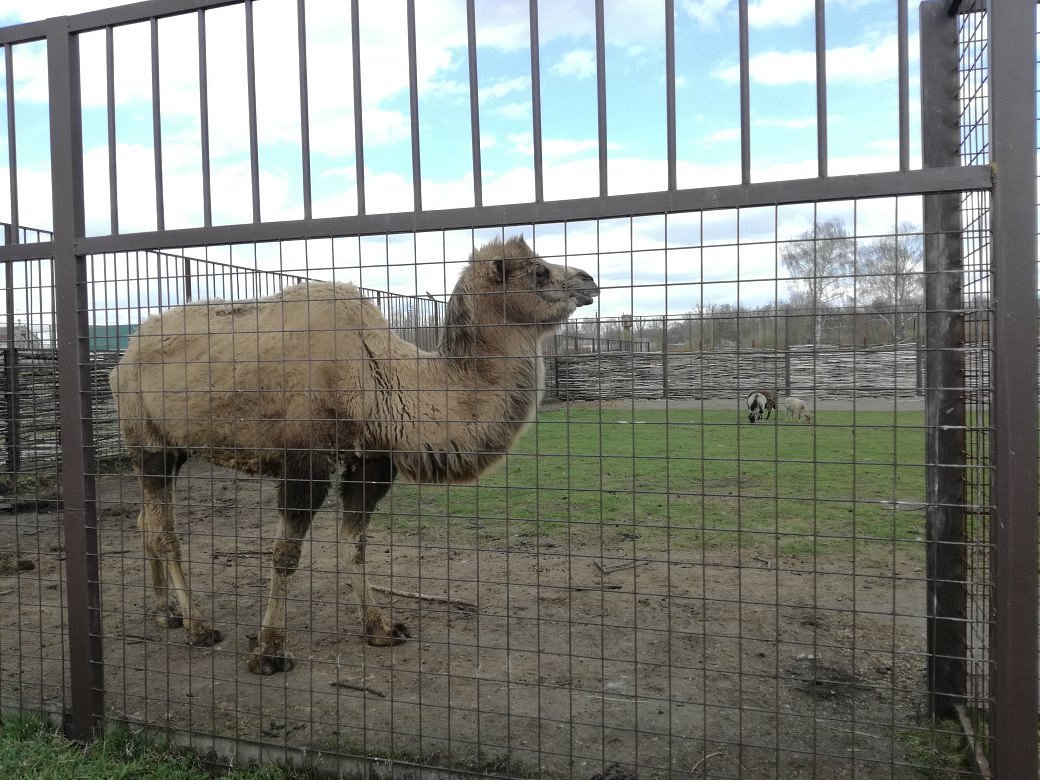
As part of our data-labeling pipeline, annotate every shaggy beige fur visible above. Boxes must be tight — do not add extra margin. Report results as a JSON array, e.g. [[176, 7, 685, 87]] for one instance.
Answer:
[[783, 396, 813, 423], [110, 236, 598, 674]]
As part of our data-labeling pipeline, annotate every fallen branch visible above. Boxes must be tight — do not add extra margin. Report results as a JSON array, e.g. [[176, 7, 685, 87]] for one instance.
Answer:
[[330, 680, 386, 698], [690, 751, 726, 775], [592, 559, 651, 575], [371, 584, 477, 611], [814, 720, 881, 740], [572, 584, 624, 591]]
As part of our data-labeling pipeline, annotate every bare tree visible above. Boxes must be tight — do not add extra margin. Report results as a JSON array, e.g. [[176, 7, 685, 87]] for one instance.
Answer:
[[780, 218, 855, 344], [858, 223, 923, 340]]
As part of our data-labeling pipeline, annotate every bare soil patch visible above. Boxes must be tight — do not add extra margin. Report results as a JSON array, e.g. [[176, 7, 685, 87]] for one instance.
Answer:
[[0, 462, 931, 778]]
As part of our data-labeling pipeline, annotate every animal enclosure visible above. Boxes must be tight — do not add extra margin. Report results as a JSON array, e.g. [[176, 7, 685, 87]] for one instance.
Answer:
[[0, 2, 1036, 779]]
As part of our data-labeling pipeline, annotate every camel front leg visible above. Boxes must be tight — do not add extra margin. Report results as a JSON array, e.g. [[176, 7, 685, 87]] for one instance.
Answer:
[[339, 457, 407, 648], [339, 456, 409, 646], [138, 450, 222, 646], [248, 462, 329, 675]]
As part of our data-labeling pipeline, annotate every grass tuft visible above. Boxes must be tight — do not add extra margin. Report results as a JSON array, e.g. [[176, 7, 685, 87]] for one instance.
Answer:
[[0, 715, 299, 779]]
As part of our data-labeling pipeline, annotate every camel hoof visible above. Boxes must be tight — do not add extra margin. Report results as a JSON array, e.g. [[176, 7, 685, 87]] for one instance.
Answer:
[[249, 652, 296, 676], [154, 611, 183, 630], [243, 636, 293, 673], [246, 636, 295, 675], [366, 622, 410, 647], [186, 626, 223, 647]]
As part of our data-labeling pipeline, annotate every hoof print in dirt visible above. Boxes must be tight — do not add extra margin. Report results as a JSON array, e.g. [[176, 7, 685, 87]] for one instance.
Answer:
[[187, 627, 223, 647], [591, 763, 637, 780], [0, 555, 34, 575], [787, 656, 869, 700]]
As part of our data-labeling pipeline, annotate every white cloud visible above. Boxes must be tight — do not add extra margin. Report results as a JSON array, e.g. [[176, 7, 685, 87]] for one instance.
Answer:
[[756, 116, 817, 130], [495, 101, 531, 120], [678, 0, 732, 30], [702, 128, 740, 144], [543, 140, 599, 163], [713, 34, 909, 86], [748, 0, 815, 29], [478, 76, 530, 102], [552, 49, 597, 80]]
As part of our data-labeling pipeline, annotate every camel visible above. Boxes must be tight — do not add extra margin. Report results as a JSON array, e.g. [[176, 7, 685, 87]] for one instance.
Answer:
[[109, 236, 599, 675]]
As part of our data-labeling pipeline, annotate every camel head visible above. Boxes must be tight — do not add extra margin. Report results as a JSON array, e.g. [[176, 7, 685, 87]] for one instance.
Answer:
[[447, 236, 599, 335]]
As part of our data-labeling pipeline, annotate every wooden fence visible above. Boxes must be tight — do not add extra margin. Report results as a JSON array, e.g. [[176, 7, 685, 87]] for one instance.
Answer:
[[0, 342, 922, 479], [548, 343, 923, 402]]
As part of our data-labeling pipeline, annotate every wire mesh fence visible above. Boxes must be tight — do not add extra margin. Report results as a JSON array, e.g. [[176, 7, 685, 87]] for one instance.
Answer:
[[0, 1, 1035, 778], [0, 213, 991, 778]]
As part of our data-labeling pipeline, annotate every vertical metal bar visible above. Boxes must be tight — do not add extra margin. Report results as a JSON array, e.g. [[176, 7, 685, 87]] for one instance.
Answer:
[[47, 20, 103, 741], [665, 0, 676, 191], [197, 10, 212, 227], [3, 225, 19, 474], [406, 0, 422, 211], [595, 0, 607, 197], [897, 0, 910, 171], [988, 0, 1038, 776], [814, 0, 827, 178], [244, 0, 260, 222], [920, 0, 966, 720], [738, 0, 750, 183], [4, 45, 19, 237], [296, 0, 312, 220], [466, 0, 482, 208], [105, 28, 118, 234], [528, 0, 543, 202], [351, 0, 365, 214], [150, 18, 164, 231]]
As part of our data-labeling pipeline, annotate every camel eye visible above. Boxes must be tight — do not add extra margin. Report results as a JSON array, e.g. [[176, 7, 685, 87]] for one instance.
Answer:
[[533, 265, 551, 286]]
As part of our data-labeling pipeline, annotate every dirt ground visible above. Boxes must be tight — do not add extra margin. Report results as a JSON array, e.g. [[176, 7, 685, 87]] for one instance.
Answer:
[[0, 444, 935, 779]]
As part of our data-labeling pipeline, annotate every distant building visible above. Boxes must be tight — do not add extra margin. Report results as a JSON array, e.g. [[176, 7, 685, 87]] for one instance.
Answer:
[[89, 324, 134, 351], [0, 324, 44, 350]]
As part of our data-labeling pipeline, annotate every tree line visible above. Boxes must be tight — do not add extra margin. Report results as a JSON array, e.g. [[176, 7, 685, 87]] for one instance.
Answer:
[[557, 217, 924, 352]]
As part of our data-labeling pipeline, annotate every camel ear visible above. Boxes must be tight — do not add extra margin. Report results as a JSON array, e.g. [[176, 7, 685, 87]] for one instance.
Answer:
[[490, 257, 506, 281]]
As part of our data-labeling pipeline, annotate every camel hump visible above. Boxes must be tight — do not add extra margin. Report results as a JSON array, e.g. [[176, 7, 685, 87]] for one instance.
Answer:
[[274, 281, 362, 303]]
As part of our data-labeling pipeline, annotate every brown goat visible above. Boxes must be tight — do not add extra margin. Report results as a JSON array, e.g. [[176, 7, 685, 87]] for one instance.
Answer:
[[110, 236, 599, 675]]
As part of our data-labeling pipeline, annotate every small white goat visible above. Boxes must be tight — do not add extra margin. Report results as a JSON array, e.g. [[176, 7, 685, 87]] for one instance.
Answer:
[[784, 397, 813, 423]]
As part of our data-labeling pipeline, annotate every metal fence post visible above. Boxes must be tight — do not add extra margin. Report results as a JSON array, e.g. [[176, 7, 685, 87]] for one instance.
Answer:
[[3, 223, 20, 476], [920, 0, 966, 720], [47, 20, 104, 740], [987, 1, 1039, 777]]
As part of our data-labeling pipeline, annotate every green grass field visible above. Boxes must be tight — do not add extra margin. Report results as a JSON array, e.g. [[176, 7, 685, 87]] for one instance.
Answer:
[[376, 407, 928, 564], [0, 716, 294, 779]]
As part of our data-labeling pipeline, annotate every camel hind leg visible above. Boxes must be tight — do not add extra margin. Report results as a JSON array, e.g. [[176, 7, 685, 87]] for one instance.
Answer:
[[137, 449, 222, 646], [248, 454, 330, 675], [339, 456, 409, 646]]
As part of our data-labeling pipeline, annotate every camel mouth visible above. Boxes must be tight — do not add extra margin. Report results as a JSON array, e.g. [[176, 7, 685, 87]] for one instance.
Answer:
[[567, 270, 599, 308], [571, 290, 597, 307]]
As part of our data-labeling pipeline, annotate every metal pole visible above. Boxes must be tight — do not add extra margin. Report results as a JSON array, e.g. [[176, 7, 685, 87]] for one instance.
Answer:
[[47, 20, 103, 740], [3, 224, 19, 476], [920, 0, 965, 719], [987, 0, 1038, 776]]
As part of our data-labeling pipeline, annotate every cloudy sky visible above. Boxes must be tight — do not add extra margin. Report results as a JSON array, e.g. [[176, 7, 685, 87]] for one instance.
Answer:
[[0, 0, 922, 316]]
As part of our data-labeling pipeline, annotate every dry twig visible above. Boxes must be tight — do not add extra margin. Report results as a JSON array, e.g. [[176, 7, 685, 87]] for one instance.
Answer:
[[330, 680, 386, 698], [371, 584, 477, 611], [690, 751, 726, 774]]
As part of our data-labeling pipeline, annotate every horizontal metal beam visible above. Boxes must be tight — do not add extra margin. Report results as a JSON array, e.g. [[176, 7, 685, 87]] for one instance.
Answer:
[[0, 0, 245, 44], [0, 241, 55, 262], [70, 165, 993, 255]]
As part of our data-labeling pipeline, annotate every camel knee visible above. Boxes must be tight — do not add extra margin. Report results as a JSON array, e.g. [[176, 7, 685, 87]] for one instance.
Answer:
[[143, 529, 181, 560], [271, 539, 303, 578]]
